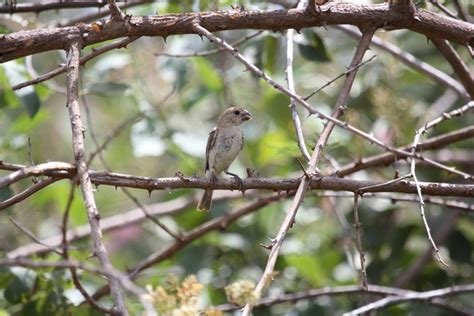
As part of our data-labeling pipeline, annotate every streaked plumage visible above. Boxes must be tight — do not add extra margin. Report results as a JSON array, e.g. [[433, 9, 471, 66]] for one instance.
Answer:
[[197, 107, 252, 211]]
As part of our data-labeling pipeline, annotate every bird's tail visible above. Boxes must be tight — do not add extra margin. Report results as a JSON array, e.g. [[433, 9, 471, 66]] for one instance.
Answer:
[[197, 189, 213, 211]]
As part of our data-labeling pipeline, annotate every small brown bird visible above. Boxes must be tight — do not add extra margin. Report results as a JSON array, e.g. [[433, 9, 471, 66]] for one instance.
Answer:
[[197, 107, 252, 211]]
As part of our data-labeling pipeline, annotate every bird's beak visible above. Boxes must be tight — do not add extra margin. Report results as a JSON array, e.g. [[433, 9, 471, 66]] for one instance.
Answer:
[[241, 110, 252, 121]]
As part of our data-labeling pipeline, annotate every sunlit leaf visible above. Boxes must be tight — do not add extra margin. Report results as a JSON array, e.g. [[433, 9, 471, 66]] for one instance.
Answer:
[[193, 58, 223, 92]]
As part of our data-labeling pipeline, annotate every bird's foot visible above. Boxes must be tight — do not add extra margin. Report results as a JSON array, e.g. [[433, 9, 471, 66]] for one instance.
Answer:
[[226, 171, 243, 190]]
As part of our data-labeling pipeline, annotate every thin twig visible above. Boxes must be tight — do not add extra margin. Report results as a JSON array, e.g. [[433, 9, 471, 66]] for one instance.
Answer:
[[0, 178, 60, 210], [59, 0, 151, 27], [394, 209, 461, 288], [7, 191, 242, 258], [155, 31, 264, 58], [286, 26, 311, 161], [452, 0, 471, 22], [89, 192, 289, 302], [13, 37, 138, 91], [217, 284, 471, 314], [107, 0, 125, 20], [352, 194, 368, 291], [66, 39, 127, 315], [82, 83, 179, 240], [344, 284, 474, 315], [9, 217, 63, 255], [8, 191, 474, 259], [430, 38, 474, 99], [303, 55, 377, 101], [335, 25, 470, 101], [428, 0, 458, 19], [60, 185, 114, 314], [409, 101, 474, 267], [332, 126, 474, 177], [358, 173, 412, 193]]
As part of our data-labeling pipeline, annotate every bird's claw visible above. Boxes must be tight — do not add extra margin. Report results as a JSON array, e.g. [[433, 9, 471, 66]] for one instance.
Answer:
[[226, 172, 243, 190]]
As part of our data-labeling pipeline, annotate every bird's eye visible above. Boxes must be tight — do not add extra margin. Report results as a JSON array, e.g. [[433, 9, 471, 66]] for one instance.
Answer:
[[234, 110, 240, 115]]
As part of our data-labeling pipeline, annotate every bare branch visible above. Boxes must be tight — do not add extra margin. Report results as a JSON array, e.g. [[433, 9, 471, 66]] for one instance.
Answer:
[[335, 25, 470, 101], [59, 0, 151, 26], [332, 125, 474, 176], [410, 101, 474, 267], [9, 217, 63, 255], [0, 178, 60, 210], [431, 38, 474, 99], [13, 36, 138, 91], [59, 184, 113, 314], [452, 0, 472, 22], [352, 194, 368, 291], [2, 4, 474, 63], [8, 191, 473, 259], [65, 39, 127, 315], [1, 162, 474, 198], [108, 0, 125, 20], [428, 0, 458, 19], [0, 161, 74, 188], [344, 284, 474, 315], [89, 192, 289, 301], [286, 25, 311, 161], [394, 209, 461, 288], [245, 24, 375, 314], [7, 191, 242, 258], [155, 31, 263, 58], [218, 284, 471, 314], [303, 55, 377, 101], [0, 0, 110, 14]]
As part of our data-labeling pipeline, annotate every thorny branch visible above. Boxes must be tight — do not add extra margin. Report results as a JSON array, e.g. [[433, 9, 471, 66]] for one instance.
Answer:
[[344, 284, 474, 315], [2, 3, 474, 63], [410, 101, 474, 267], [65, 39, 127, 315]]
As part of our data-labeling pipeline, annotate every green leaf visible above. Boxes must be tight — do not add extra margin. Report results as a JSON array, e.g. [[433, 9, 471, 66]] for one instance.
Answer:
[[263, 35, 279, 74], [4, 275, 31, 304], [285, 254, 323, 286], [298, 31, 331, 62], [193, 58, 223, 92]]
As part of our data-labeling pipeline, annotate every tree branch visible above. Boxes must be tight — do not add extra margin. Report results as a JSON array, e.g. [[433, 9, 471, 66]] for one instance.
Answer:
[[90, 192, 288, 302], [332, 125, 474, 176], [1, 162, 473, 201], [2, 3, 473, 63], [430, 37, 474, 99], [335, 25, 470, 101], [344, 284, 474, 315], [12, 36, 138, 91], [65, 39, 127, 315]]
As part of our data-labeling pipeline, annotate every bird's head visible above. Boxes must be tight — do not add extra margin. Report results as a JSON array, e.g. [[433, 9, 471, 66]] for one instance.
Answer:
[[218, 107, 252, 127]]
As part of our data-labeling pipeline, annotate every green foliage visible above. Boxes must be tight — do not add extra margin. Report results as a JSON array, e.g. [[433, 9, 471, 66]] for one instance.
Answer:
[[297, 31, 332, 63], [2, 1, 474, 315]]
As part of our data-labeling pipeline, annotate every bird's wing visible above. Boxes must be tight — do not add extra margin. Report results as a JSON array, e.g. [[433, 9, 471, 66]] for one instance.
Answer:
[[205, 127, 218, 171]]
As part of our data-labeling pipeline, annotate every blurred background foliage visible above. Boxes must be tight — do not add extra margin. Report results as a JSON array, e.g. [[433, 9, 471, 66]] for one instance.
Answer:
[[0, 0, 473, 315]]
